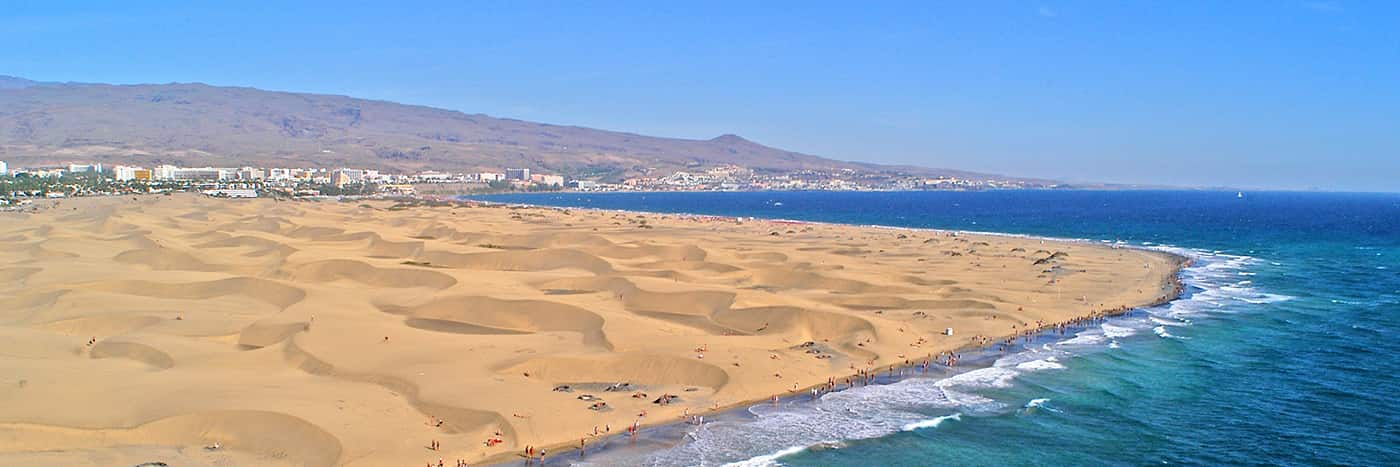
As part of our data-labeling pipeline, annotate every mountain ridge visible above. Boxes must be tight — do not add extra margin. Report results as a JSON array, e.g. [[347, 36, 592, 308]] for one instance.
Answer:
[[0, 75, 1044, 183]]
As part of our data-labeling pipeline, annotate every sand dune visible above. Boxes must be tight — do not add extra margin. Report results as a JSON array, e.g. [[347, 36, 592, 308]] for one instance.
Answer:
[[194, 234, 299, 258], [474, 231, 614, 249], [114, 246, 224, 272], [22, 241, 79, 260], [714, 305, 877, 343], [624, 288, 737, 317], [824, 295, 1000, 311], [736, 251, 789, 262], [748, 268, 902, 293], [503, 353, 730, 389], [0, 194, 1179, 465], [0, 266, 42, 286], [88, 277, 306, 310], [216, 215, 288, 234], [89, 340, 176, 369], [904, 275, 959, 287], [417, 247, 615, 274], [633, 259, 742, 273], [287, 259, 457, 289], [32, 313, 165, 337], [0, 410, 342, 466], [0, 290, 70, 318], [281, 339, 516, 441], [378, 295, 610, 349], [238, 318, 312, 349], [595, 242, 708, 261]]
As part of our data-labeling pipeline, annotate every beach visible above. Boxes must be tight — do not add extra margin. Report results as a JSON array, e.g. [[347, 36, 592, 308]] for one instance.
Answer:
[[0, 193, 1180, 465]]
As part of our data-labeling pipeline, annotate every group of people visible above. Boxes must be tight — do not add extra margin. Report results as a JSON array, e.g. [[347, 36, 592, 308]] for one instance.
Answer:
[[522, 445, 546, 463]]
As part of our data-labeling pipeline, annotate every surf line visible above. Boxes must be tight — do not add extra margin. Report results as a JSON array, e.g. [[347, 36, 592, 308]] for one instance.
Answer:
[[482, 265, 1191, 466]]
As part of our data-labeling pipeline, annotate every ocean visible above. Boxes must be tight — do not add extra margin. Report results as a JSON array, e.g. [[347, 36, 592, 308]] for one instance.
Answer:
[[469, 190, 1400, 466]]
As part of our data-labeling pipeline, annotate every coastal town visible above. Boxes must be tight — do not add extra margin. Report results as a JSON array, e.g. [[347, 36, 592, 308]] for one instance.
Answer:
[[0, 159, 1052, 206]]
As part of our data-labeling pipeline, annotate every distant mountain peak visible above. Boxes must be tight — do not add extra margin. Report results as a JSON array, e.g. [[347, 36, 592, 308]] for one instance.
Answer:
[[709, 134, 751, 144], [0, 75, 38, 89]]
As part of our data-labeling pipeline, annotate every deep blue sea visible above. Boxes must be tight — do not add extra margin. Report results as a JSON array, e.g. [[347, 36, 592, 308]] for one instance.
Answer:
[[471, 190, 1400, 466]]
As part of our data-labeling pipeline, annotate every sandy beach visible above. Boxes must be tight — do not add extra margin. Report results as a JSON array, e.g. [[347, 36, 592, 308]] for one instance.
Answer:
[[0, 194, 1180, 466]]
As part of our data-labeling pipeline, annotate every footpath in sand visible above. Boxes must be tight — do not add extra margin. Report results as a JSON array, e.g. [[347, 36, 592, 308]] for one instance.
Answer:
[[0, 194, 1179, 465]]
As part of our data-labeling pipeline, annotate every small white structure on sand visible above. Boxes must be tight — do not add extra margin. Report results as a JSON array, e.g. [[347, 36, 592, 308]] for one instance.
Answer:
[[202, 189, 258, 198], [945, 327, 954, 336]]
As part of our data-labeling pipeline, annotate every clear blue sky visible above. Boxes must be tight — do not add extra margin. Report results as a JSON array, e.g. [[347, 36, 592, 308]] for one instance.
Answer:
[[3, 1, 1397, 191]]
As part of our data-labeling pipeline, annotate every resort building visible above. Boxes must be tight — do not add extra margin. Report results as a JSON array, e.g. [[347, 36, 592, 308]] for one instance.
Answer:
[[113, 165, 140, 181]]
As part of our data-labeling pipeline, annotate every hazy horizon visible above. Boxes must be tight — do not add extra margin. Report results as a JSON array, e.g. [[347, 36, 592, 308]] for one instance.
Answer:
[[4, 1, 1397, 191]]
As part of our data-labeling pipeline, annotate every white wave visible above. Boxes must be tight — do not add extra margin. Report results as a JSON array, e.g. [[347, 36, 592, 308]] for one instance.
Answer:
[[1235, 292, 1294, 304], [637, 244, 1296, 466], [1023, 397, 1062, 414], [937, 367, 1018, 390], [1101, 323, 1137, 338], [1149, 316, 1188, 327], [1016, 358, 1067, 371], [724, 443, 816, 467], [902, 413, 962, 431], [1059, 332, 1106, 346]]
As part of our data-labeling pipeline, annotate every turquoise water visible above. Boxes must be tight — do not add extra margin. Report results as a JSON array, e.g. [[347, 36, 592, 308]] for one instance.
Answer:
[[472, 190, 1400, 466]]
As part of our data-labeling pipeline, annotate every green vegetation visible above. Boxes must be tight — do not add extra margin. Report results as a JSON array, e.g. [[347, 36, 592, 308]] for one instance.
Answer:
[[313, 182, 378, 196], [0, 172, 175, 198]]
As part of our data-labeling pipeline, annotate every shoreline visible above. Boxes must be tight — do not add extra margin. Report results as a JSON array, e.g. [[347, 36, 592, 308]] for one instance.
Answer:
[[464, 194, 1191, 465], [483, 255, 1188, 466], [456, 193, 1184, 253]]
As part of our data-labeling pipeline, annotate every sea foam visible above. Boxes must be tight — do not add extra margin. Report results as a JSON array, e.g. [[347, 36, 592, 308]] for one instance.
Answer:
[[902, 413, 962, 431]]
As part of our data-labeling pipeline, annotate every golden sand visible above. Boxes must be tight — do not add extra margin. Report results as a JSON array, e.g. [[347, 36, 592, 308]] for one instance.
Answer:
[[0, 194, 1179, 465]]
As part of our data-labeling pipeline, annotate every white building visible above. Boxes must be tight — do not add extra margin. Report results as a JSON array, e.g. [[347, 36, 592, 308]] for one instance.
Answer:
[[0, 160, 7, 176], [415, 171, 452, 182], [236, 167, 265, 181], [113, 165, 141, 181], [171, 167, 227, 181], [152, 165, 178, 180], [336, 168, 364, 183], [478, 172, 505, 182], [505, 168, 531, 181]]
